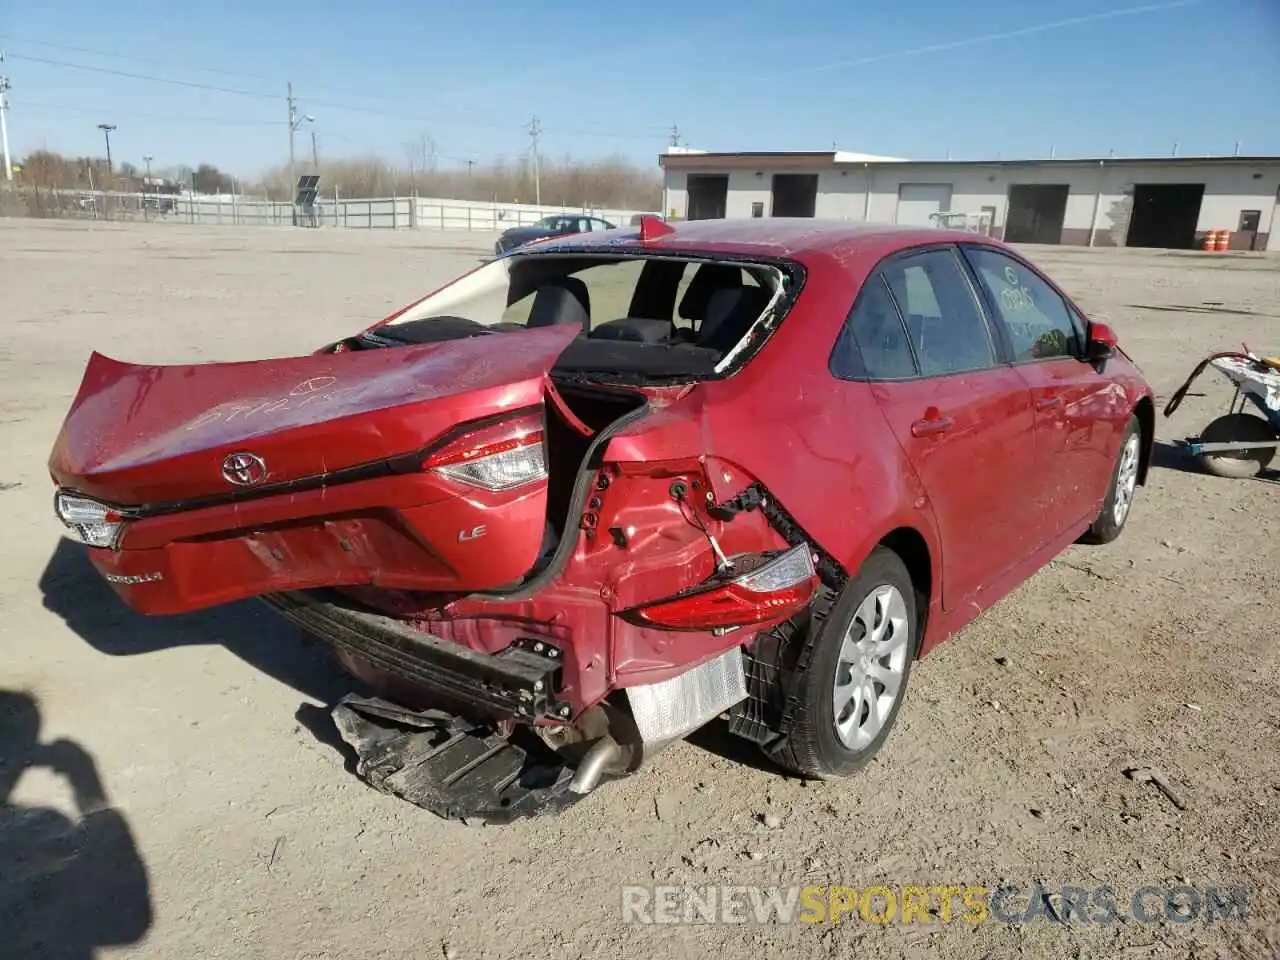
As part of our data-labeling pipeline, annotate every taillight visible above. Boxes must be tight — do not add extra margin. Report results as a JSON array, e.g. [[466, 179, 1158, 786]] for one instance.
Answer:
[[54, 490, 127, 549], [424, 411, 547, 492], [622, 544, 818, 631]]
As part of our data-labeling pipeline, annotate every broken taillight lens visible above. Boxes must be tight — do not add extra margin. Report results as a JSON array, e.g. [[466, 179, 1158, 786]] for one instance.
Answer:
[[423, 411, 547, 492], [623, 544, 818, 631]]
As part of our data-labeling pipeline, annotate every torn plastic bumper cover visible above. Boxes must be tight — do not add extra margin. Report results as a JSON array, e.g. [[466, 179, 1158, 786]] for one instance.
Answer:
[[329, 646, 752, 822], [331, 694, 590, 823]]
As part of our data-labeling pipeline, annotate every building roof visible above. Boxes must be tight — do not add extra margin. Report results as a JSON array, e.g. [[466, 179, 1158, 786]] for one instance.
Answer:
[[658, 150, 1280, 170]]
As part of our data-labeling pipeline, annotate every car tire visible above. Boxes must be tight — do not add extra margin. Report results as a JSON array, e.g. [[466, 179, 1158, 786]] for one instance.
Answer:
[[1196, 413, 1277, 479], [1080, 414, 1142, 545], [765, 546, 919, 781]]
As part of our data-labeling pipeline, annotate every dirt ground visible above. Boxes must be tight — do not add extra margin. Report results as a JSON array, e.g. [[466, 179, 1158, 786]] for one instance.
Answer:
[[2, 218, 1278, 960]]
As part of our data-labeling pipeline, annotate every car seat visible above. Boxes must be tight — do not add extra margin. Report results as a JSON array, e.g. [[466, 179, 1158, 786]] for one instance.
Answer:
[[678, 264, 743, 327], [527, 276, 592, 332], [696, 285, 773, 355]]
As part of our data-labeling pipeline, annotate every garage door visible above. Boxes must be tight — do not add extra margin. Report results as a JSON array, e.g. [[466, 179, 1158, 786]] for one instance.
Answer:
[[896, 183, 953, 226]]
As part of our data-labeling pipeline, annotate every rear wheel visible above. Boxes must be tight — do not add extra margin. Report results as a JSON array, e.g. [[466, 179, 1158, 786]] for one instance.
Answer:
[[765, 547, 919, 780], [1197, 413, 1277, 479]]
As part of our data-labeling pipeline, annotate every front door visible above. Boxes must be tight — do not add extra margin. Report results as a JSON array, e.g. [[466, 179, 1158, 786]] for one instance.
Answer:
[[959, 244, 1119, 532], [850, 246, 1037, 612]]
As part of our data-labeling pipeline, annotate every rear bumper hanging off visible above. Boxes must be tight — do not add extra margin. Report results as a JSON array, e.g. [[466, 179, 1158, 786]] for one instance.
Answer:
[[263, 590, 571, 722]]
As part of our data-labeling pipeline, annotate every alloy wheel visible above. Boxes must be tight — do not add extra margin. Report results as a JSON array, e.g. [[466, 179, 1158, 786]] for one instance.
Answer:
[[832, 584, 910, 750], [1113, 433, 1141, 526]]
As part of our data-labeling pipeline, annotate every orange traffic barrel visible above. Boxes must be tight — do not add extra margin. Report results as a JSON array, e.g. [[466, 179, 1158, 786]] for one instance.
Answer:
[[1215, 229, 1231, 251], [1202, 231, 1216, 251]]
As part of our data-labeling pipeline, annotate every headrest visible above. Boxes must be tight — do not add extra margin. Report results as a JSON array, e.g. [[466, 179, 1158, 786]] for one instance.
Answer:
[[527, 276, 591, 331], [678, 264, 743, 321], [698, 285, 773, 353]]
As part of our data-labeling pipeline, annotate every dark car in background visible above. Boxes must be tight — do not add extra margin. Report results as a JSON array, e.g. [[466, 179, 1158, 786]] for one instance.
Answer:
[[494, 214, 616, 255]]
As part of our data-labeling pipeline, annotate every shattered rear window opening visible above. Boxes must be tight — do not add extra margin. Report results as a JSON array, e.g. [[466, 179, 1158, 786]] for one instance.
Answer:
[[368, 251, 800, 383]]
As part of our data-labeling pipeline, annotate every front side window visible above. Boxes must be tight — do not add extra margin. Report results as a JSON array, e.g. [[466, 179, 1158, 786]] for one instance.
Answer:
[[879, 248, 997, 377], [961, 246, 1083, 361]]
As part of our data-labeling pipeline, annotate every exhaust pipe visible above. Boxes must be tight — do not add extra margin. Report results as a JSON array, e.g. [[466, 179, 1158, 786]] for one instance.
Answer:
[[568, 736, 626, 794]]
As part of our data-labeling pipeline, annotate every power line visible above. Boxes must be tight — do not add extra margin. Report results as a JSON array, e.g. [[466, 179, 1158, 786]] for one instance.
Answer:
[[0, 33, 674, 129], [5, 52, 279, 100], [773, 0, 1203, 78], [0, 34, 277, 83], [9, 99, 278, 127], [6, 50, 671, 141]]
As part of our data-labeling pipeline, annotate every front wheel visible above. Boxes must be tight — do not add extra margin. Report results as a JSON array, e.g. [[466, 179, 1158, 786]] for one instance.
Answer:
[[765, 546, 919, 780], [1081, 414, 1141, 545]]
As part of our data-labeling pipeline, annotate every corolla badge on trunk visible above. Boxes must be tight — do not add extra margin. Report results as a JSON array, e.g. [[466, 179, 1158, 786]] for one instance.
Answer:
[[221, 452, 268, 486]]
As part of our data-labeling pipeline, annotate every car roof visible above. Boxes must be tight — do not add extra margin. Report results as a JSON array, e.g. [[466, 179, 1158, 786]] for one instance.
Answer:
[[525, 217, 1005, 261]]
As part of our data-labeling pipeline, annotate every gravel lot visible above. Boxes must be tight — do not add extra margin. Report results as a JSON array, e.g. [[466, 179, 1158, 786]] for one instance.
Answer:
[[2, 218, 1278, 960]]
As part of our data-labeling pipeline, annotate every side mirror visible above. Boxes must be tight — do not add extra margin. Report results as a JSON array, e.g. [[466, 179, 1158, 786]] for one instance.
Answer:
[[1085, 321, 1117, 361]]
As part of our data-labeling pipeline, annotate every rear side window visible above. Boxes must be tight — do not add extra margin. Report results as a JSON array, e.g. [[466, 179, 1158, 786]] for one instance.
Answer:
[[832, 275, 917, 380], [880, 249, 997, 377], [961, 246, 1083, 361]]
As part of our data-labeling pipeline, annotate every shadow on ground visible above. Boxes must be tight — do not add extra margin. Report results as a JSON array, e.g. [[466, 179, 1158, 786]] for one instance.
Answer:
[[685, 717, 799, 777], [1151, 438, 1205, 475], [0, 690, 152, 960], [1152, 438, 1280, 483], [38, 536, 351, 704]]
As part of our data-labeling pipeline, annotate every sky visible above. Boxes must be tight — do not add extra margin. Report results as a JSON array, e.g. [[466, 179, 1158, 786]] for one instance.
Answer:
[[2, 0, 1278, 179]]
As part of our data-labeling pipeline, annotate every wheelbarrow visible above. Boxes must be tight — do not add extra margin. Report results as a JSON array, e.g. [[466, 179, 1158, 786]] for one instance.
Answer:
[[1163, 350, 1280, 479]]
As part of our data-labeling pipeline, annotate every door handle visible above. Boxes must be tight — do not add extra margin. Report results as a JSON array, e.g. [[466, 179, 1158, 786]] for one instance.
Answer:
[[911, 416, 954, 438], [1035, 396, 1063, 410]]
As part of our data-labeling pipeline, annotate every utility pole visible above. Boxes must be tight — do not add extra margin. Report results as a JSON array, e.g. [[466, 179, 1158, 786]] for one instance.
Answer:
[[0, 53, 12, 181], [287, 82, 296, 194], [418, 133, 437, 175], [311, 129, 318, 170], [669, 124, 681, 148], [97, 123, 116, 175], [528, 116, 541, 205], [142, 154, 153, 219], [286, 83, 314, 222]]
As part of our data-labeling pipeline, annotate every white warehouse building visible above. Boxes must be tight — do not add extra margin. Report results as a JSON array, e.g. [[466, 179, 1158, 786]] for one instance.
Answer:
[[658, 149, 1280, 252]]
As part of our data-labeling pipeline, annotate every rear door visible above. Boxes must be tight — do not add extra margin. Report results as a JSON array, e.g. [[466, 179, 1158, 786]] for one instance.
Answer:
[[837, 246, 1037, 612], [958, 244, 1117, 531]]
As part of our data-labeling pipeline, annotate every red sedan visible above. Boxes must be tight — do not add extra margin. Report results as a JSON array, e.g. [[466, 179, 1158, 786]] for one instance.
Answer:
[[48, 217, 1155, 821]]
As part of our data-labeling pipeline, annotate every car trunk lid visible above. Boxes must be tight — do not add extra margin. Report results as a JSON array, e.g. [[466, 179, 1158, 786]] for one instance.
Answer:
[[49, 325, 580, 507]]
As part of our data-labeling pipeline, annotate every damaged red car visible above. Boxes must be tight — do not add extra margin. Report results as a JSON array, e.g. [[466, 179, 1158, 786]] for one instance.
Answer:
[[48, 217, 1155, 822]]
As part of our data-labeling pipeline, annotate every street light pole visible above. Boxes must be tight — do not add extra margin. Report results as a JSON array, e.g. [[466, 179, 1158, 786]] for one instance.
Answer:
[[97, 123, 116, 175]]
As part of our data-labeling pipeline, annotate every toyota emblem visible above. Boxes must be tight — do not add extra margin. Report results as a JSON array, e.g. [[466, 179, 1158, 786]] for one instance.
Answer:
[[221, 452, 268, 487]]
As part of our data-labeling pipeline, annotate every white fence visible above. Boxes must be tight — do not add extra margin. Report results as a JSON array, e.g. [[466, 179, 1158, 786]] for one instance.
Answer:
[[1, 185, 655, 233]]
